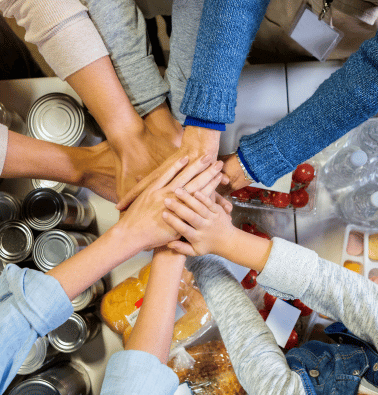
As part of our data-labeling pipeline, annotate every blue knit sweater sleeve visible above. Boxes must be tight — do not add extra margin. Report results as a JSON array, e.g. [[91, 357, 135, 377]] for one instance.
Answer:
[[239, 32, 378, 187], [180, 0, 270, 124]]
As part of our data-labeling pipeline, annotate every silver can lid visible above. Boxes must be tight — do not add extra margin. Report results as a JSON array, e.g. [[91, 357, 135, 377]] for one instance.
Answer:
[[27, 93, 85, 146], [0, 220, 34, 263], [31, 179, 66, 194], [71, 287, 94, 312], [9, 378, 59, 395], [18, 336, 49, 375], [48, 313, 88, 353], [0, 192, 21, 222], [81, 232, 97, 244], [22, 188, 64, 231], [33, 230, 76, 272]]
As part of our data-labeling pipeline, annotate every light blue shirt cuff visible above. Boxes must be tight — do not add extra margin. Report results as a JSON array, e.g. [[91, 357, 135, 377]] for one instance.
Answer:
[[101, 350, 179, 395]]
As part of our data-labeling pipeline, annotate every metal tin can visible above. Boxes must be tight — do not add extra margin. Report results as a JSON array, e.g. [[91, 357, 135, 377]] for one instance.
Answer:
[[0, 220, 34, 264], [26, 93, 86, 147], [48, 312, 101, 353], [22, 188, 95, 231], [33, 230, 92, 272], [72, 278, 105, 312], [0, 102, 26, 135], [31, 179, 81, 196], [9, 361, 91, 395], [0, 192, 22, 223], [17, 336, 59, 375], [0, 259, 5, 275]]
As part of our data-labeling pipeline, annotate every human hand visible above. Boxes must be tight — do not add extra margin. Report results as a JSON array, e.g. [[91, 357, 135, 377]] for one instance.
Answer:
[[162, 188, 236, 256], [217, 153, 252, 196], [116, 125, 222, 211], [115, 155, 226, 251]]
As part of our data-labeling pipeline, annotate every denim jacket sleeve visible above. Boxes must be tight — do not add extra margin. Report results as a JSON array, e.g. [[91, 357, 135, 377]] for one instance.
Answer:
[[0, 265, 73, 394], [258, 237, 378, 351], [239, 32, 378, 187], [186, 255, 306, 395]]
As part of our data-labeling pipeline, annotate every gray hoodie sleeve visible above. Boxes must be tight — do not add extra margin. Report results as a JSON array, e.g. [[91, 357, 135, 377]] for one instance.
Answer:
[[186, 255, 305, 395], [81, 0, 169, 117], [0, 124, 8, 176], [258, 237, 378, 350]]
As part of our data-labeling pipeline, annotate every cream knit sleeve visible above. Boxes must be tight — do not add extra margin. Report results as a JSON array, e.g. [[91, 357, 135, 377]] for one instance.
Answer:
[[0, 124, 8, 176], [0, 0, 109, 79]]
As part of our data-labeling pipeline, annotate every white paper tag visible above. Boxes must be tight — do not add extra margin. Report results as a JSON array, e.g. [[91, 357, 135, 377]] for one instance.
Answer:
[[174, 304, 186, 322], [289, 6, 343, 61], [250, 172, 292, 194], [126, 308, 141, 327], [265, 299, 301, 347]]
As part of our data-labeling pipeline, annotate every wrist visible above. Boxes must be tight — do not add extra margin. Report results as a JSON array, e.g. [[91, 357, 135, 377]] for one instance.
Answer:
[[181, 125, 221, 159]]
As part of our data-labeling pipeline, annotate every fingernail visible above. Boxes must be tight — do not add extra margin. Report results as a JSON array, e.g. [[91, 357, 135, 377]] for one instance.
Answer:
[[216, 173, 223, 180], [215, 161, 223, 170], [162, 211, 168, 219], [175, 188, 184, 196], [180, 156, 189, 164], [226, 203, 233, 212], [201, 154, 212, 163], [164, 198, 171, 205]]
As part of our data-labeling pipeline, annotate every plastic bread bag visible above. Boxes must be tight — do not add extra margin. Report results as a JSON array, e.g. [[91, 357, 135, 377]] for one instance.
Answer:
[[168, 340, 247, 395]]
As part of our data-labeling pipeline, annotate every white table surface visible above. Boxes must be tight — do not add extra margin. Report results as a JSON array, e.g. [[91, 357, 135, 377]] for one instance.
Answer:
[[0, 60, 355, 394]]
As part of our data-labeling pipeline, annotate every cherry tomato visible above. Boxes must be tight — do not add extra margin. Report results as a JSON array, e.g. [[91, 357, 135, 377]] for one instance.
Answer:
[[285, 329, 299, 350], [241, 269, 258, 289], [231, 188, 250, 202], [272, 192, 291, 208], [290, 181, 296, 190], [293, 299, 313, 316], [293, 163, 315, 184], [264, 293, 278, 311], [290, 189, 309, 208], [241, 223, 257, 234], [245, 186, 261, 199], [258, 190, 273, 205], [259, 309, 270, 321], [253, 231, 271, 240]]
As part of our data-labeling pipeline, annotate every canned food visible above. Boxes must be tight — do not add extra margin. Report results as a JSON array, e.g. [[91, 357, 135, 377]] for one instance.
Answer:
[[33, 230, 93, 272], [0, 102, 26, 135], [22, 188, 95, 231], [72, 278, 105, 312], [18, 336, 59, 375], [27, 93, 86, 146], [48, 312, 101, 353], [0, 192, 22, 223], [0, 220, 33, 264], [31, 179, 81, 195], [9, 361, 91, 395]]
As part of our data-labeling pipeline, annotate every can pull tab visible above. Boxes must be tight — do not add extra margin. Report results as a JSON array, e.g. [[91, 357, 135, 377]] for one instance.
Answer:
[[319, 0, 333, 20]]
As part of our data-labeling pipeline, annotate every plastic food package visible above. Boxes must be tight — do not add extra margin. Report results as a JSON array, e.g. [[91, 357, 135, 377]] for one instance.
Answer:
[[100, 263, 213, 348], [168, 340, 247, 394]]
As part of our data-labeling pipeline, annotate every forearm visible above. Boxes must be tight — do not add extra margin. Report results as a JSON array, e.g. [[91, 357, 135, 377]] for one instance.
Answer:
[[46, 226, 144, 300], [125, 249, 186, 364], [66, 56, 143, 148], [186, 256, 305, 395], [239, 32, 378, 187], [258, 238, 378, 350]]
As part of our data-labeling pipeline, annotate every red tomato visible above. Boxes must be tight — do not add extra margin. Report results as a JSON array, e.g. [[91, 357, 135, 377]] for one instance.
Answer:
[[293, 299, 313, 316], [293, 163, 315, 184], [231, 188, 250, 202], [241, 223, 257, 234], [285, 329, 299, 350], [244, 186, 261, 199], [290, 189, 309, 208], [259, 309, 270, 321], [253, 231, 271, 240], [290, 181, 296, 190], [258, 190, 273, 205], [272, 192, 291, 208], [264, 293, 278, 311], [241, 269, 258, 289]]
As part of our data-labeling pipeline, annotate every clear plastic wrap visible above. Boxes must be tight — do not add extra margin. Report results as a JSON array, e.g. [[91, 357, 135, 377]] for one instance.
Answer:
[[168, 340, 246, 394]]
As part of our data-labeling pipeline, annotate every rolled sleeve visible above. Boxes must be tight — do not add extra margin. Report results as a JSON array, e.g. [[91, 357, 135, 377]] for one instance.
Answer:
[[101, 350, 179, 395]]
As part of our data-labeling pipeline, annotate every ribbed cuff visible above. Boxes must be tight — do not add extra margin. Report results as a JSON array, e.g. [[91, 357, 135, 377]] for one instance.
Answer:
[[257, 238, 319, 300], [184, 116, 226, 132], [0, 124, 8, 176], [239, 127, 294, 187], [180, 79, 237, 124]]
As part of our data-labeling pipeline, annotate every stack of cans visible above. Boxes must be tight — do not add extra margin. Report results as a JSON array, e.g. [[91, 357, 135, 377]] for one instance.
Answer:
[[31, 179, 80, 196], [0, 192, 21, 223], [72, 278, 105, 312]]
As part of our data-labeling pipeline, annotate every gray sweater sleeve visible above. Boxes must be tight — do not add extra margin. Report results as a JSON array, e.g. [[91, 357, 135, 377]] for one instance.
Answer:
[[81, 0, 169, 117], [186, 255, 305, 395], [258, 237, 378, 350], [0, 124, 8, 176]]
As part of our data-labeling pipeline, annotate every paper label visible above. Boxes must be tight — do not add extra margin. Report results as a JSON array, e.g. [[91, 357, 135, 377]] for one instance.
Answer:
[[289, 6, 343, 62], [265, 298, 301, 347], [126, 308, 141, 328], [174, 304, 185, 322]]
